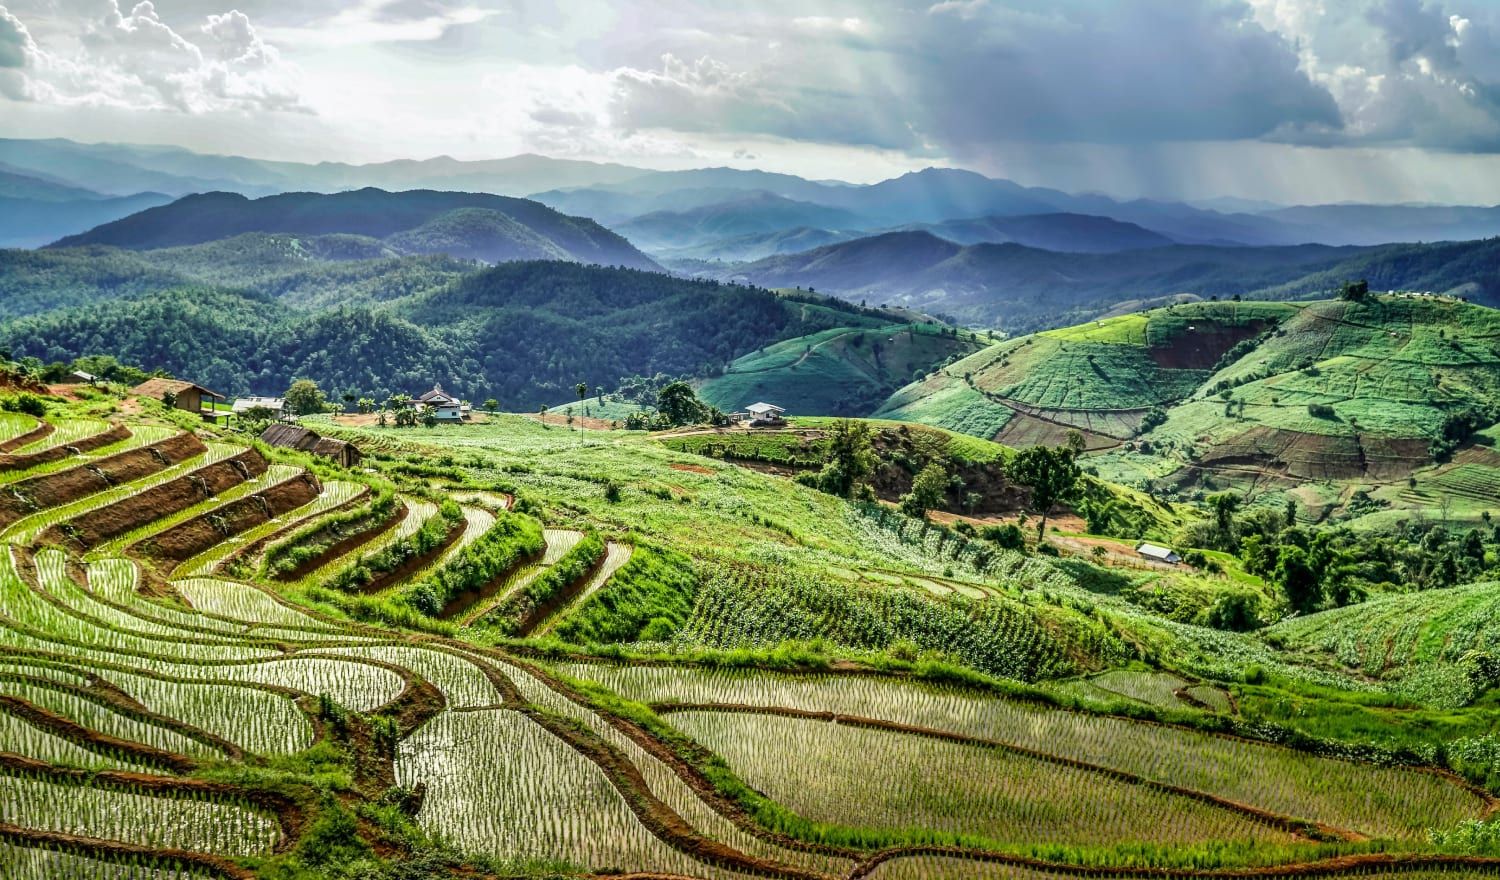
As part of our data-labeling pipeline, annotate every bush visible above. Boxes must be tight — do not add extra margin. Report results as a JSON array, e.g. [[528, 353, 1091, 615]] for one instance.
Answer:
[[326, 501, 464, 593], [553, 544, 696, 644], [1, 393, 47, 417], [400, 509, 545, 614], [980, 523, 1026, 550], [478, 530, 604, 634], [263, 491, 397, 578]]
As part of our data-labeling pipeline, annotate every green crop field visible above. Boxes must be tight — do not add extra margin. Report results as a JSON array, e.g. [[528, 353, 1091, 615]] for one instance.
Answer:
[[0, 386, 1496, 880]]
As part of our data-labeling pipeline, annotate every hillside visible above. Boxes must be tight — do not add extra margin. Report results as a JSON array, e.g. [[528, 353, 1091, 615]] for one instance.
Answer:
[[904, 212, 1177, 252], [696, 322, 986, 416], [879, 295, 1500, 525], [714, 232, 1500, 328], [0, 262, 899, 409], [51, 188, 660, 271], [614, 192, 865, 252], [0, 192, 174, 249], [0, 237, 476, 317], [0, 386, 1495, 877]]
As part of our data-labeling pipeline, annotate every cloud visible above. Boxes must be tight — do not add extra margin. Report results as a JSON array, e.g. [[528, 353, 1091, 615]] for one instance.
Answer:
[[258, 0, 496, 48], [0, 0, 306, 113], [908, 0, 1342, 154]]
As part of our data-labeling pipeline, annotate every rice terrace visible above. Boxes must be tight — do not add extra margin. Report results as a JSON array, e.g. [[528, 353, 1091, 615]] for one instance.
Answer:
[[0, 362, 1495, 879]]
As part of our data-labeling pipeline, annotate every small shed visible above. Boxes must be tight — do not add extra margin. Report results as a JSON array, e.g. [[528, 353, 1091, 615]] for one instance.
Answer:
[[131, 378, 225, 418], [68, 370, 100, 385], [259, 424, 363, 468], [1135, 542, 1181, 564]]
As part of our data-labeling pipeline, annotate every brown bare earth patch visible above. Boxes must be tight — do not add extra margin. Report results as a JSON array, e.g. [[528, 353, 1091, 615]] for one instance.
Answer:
[[135, 472, 323, 566], [1147, 321, 1271, 370], [1198, 427, 1429, 481], [37, 449, 267, 550], [0, 433, 204, 528], [669, 462, 714, 475]]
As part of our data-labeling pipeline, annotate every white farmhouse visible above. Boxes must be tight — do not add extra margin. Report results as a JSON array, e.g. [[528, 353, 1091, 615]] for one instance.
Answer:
[[744, 402, 787, 425], [416, 384, 466, 422]]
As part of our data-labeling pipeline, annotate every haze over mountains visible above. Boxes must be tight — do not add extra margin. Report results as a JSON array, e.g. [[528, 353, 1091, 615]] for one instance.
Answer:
[[4, 136, 1500, 338]]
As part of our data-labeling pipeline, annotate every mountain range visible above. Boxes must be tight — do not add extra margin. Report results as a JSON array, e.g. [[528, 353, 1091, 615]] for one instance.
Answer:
[[7, 138, 1500, 255]]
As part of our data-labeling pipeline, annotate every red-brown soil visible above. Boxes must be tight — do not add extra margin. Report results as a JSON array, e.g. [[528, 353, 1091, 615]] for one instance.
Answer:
[[0, 433, 205, 528], [0, 423, 128, 471], [135, 472, 323, 565], [37, 449, 267, 550]]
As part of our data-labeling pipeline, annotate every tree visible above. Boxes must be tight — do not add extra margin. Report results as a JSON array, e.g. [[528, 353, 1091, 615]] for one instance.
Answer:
[[1207, 491, 1242, 544], [900, 461, 948, 520], [285, 379, 326, 416], [1276, 545, 1321, 613], [1010, 444, 1082, 541], [815, 419, 876, 498], [341, 391, 357, 413], [483, 398, 499, 412], [1339, 279, 1370, 302], [656, 382, 708, 427]]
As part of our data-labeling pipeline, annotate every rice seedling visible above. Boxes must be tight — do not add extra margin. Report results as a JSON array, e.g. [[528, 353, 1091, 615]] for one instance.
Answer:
[[0, 707, 150, 771], [1086, 670, 1194, 709], [559, 665, 1482, 841], [35, 550, 263, 646], [671, 710, 1294, 849], [488, 657, 856, 876], [174, 479, 366, 578], [94, 668, 313, 756], [396, 708, 753, 878], [85, 559, 247, 637], [1, 444, 239, 545], [307, 644, 499, 707], [10, 419, 109, 456], [0, 772, 281, 856], [0, 411, 39, 445], [0, 425, 177, 486], [172, 577, 340, 630], [1, 551, 274, 663], [0, 677, 227, 759], [0, 840, 220, 879]]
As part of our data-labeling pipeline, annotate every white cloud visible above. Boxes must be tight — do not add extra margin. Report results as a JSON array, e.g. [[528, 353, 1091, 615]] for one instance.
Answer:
[[0, 0, 306, 113]]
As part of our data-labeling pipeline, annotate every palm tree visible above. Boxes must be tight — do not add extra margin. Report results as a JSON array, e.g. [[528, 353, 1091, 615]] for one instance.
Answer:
[[575, 382, 588, 444]]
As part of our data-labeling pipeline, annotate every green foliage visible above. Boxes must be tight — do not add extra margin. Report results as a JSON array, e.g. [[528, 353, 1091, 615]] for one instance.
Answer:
[[284, 378, 327, 416], [1011, 444, 1083, 539], [403, 510, 545, 616], [815, 418, 876, 498], [326, 501, 464, 593], [0, 393, 47, 417], [478, 530, 603, 634], [899, 460, 948, 519], [552, 544, 697, 644], [262, 490, 398, 578]]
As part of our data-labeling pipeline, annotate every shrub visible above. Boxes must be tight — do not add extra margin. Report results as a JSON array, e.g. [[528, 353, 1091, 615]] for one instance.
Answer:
[[478, 529, 604, 634], [1, 393, 47, 417], [401, 509, 545, 614]]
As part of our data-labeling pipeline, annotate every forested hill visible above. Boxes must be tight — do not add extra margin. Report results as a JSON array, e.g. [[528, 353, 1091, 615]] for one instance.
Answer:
[[51, 188, 661, 271], [0, 261, 883, 409]]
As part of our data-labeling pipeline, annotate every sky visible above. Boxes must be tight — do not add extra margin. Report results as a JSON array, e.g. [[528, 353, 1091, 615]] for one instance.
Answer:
[[4, 0, 1500, 202]]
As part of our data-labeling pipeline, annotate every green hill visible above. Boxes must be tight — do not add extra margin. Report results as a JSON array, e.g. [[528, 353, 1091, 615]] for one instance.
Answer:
[[696, 321, 984, 416], [878, 295, 1500, 524], [0, 262, 906, 410], [52, 188, 661, 270]]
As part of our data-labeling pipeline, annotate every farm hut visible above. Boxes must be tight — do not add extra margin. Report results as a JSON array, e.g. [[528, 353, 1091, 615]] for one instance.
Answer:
[[68, 370, 100, 385], [233, 396, 288, 420], [1135, 542, 1181, 564], [416, 384, 466, 422], [259, 423, 363, 468], [744, 401, 787, 426], [131, 378, 226, 419]]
